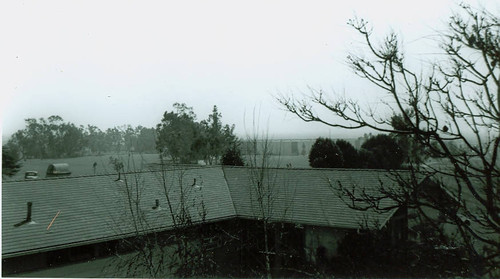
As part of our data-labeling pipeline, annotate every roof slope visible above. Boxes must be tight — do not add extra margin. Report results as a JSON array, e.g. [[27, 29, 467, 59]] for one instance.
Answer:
[[3, 166, 403, 258], [223, 167, 400, 230], [2, 167, 235, 258]]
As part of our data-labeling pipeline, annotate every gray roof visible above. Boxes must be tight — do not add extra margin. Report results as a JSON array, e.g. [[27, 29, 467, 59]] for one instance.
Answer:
[[2, 167, 235, 258], [3, 166, 402, 258], [223, 167, 399, 229]]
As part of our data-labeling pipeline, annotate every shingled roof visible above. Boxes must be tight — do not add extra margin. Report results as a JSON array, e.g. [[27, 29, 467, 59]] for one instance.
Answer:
[[2, 167, 235, 258], [223, 167, 399, 229], [2, 166, 403, 258]]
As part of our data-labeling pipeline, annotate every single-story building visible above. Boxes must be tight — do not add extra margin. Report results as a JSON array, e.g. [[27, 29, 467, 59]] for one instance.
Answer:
[[3, 166, 408, 277]]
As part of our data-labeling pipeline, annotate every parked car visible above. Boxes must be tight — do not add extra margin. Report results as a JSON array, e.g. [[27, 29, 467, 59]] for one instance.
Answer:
[[24, 171, 39, 180]]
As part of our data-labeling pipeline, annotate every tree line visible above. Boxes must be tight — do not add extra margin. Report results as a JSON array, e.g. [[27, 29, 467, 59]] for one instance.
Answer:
[[4, 104, 242, 166], [156, 103, 240, 164], [308, 125, 426, 170], [5, 115, 157, 159]]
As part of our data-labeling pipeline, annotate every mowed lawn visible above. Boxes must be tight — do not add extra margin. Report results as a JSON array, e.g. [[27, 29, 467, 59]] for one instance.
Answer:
[[3, 153, 162, 181], [4, 154, 311, 182]]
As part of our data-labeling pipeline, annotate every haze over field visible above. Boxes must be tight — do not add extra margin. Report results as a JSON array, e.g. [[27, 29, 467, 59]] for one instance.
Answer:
[[2, 0, 499, 141]]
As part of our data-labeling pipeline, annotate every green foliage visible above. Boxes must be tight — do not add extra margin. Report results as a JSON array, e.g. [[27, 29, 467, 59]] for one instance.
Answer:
[[308, 137, 344, 168], [156, 103, 201, 164], [6, 116, 86, 159], [7, 116, 158, 159], [2, 146, 21, 177], [335, 139, 360, 168], [196, 106, 238, 165], [221, 143, 245, 166], [359, 134, 405, 169], [6, 106, 232, 161], [156, 104, 238, 164], [105, 127, 125, 153], [135, 126, 157, 153], [85, 125, 107, 154]]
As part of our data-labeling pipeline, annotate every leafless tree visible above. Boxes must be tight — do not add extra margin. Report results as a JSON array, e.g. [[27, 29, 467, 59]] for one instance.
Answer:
[[245, 125, 280, 279], [278, 4, 499, 277], [243, 114, 321, 278], [108, 154, 215, 278]]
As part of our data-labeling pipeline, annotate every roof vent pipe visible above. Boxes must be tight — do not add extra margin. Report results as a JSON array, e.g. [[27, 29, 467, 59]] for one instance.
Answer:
[[26, 202, 32, 222], [152, 199, 161, 210], [192, 178, 202, 189], [14, 202, 35, 227], [115, 172, 121, 182]]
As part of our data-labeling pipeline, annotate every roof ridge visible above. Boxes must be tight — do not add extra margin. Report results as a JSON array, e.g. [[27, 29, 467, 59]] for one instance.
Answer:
[[221, 165, 410, 172], [2, 165, 223, 183], [3, 165, 410, 184], [221, 167, 238, 218]]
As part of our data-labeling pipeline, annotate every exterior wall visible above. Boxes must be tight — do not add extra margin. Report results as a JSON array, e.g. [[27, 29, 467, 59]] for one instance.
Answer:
[[2, 253, 48, 275], [3, 240, 118, 277], [3, 220, 244, 278], [304, 225, 347, 263], [11, 255, 122, 278]]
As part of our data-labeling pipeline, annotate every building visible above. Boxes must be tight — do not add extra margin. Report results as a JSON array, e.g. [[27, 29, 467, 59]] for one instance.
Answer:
[[2, 166, 408, 277]]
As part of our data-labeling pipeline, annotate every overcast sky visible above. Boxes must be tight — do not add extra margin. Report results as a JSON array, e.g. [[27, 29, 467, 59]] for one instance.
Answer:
[[1, 0, 498, 141]]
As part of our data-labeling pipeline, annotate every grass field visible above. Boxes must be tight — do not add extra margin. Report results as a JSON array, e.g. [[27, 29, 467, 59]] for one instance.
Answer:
[[4, 154, 311, 182], [3, 153, 162, 181]]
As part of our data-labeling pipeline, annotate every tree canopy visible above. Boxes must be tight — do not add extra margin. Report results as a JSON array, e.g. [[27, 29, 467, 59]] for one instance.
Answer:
[[335, 139, 360, 168], [2, 146, 21, 178], [6, 116, 157, 159], [221, 143, 245, 166], [156, 103, 238, 164], [309, 137, 344, 168], [360, 134, 405, 169]]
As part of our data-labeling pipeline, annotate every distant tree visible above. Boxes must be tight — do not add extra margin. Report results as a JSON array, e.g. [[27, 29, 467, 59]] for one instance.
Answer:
[[23, 118, 47, 158], [360, 134, 405, 169], [193, 106, 239, 165], [156, 103, 200, 164], [58, 123, 86, 157], [390, 113, 428, 166], [335, 139, 360, 168], [221, 143, 244, 166], [109, 156, 125, 180], [2, 146, 21, 177], [135, 126, 157, 153], [106, 127, 125, 153], [122, 125, 138, 152], [309, 137, 344, 168], [84, 125, 107, 154], [7, 116, 86, 158], [8, 116, 157, 157], [7, 130, 27, 160], [156, 104, 238, 164]]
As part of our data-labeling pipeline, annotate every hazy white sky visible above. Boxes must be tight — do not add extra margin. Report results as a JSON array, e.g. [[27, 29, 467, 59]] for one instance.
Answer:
[[1, 0, 498, 140]]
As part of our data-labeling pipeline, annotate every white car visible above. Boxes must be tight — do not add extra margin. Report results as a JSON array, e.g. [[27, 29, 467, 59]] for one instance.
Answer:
[[24, 171, 38, 180]]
